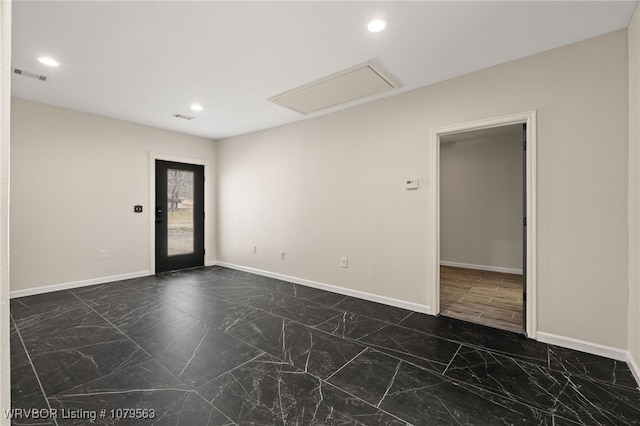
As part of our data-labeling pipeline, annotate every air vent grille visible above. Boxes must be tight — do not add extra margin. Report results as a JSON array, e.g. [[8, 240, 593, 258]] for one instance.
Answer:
[[13, 68, 48, 82], [172, 114, 194, 120]]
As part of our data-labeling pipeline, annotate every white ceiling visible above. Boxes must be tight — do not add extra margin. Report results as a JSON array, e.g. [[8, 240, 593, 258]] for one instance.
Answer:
[[11, 1, 639, 140]]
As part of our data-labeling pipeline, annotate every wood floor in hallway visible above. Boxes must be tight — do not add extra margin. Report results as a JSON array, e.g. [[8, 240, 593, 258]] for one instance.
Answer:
[[440, 265, 524, 333]]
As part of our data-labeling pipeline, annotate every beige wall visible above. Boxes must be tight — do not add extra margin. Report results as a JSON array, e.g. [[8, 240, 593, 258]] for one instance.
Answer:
[[217, 30, 629, 349], [10, 99, 216, 293], [629, 5, 640, 372], [440, 127, 523, 272], [0, 0, 10, 422]]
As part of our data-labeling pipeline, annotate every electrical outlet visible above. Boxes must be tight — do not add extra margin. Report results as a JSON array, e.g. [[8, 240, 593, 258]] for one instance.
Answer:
[[252, 246, 257, 254], [100, 250, 108, 260], [280, 252, 285, 260], [341, 257, 348, 268]]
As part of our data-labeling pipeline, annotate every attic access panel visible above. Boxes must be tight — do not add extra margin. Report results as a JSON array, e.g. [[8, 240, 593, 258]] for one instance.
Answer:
[[269, 62, 399, 114]]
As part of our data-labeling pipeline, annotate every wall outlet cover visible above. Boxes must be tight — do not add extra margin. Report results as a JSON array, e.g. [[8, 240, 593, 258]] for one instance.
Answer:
[[405, 179, 418, 190]]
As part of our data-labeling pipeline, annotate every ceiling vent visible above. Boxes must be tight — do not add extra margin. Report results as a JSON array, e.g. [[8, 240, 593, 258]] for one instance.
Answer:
[[172, 114, 194, 120], [269, 61, 399, 115], [13, 68, 48, 82]]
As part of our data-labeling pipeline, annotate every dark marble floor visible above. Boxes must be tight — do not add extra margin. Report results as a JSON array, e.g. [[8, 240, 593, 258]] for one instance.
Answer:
[[9, 266, 640, 425]]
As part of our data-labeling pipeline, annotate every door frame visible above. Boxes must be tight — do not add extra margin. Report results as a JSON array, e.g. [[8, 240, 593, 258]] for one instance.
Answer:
[[429, 111, 537, 338], [149, 152, 212, 274]]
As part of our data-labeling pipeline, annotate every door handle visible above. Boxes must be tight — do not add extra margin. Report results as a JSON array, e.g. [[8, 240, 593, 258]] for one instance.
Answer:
[[155, 207, 163, 224]]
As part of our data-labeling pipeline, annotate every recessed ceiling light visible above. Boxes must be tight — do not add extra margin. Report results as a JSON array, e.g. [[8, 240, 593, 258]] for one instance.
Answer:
[[190, 103, 203, 112], [37, 57, 59, 67], [367, 19, 386, 33]]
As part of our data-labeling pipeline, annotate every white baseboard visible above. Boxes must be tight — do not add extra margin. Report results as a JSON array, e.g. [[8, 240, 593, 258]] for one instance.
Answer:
[[440, 260, 522, 275], [9, 271, 151, 299], [537, 331, 628, 361], [628, 351, 640, 389], [214, 261, 431, 315]]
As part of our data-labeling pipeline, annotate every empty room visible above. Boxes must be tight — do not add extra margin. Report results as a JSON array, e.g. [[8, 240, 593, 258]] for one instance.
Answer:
[[2, 1, 640, 425]]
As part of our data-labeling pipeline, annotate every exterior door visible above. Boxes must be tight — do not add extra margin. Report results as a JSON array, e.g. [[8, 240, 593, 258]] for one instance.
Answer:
[[155, 160, 204, 272]]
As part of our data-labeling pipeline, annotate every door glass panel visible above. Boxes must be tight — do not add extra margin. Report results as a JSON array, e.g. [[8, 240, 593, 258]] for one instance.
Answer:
[[167, 169, 194, 256]]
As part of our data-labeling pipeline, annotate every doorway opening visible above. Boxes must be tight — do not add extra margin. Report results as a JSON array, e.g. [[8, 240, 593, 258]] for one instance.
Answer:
[[439, 125, 524, 333], [429, 111, 537, 338]]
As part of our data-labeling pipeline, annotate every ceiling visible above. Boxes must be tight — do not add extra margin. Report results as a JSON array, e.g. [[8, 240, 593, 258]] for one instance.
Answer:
[[11, 1, 639, 140]]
